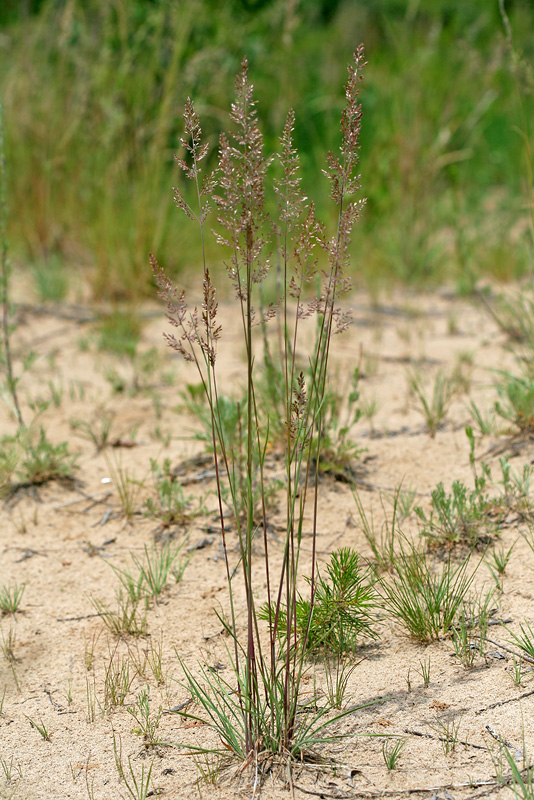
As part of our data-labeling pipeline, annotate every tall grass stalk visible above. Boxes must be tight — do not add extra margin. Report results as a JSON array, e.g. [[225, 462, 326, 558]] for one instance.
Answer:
[[153, 50, 366, 761], [0, 98, 23, 428]]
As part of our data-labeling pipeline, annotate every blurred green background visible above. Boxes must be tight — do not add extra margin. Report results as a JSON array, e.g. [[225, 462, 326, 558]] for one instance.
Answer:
[[0, 0, 532, 301]]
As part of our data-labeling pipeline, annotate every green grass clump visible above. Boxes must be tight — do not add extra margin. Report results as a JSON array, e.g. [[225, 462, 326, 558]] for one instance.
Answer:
[[0, 583, 25, 615], [495, 373, 534, 435], [407, 369, 457, 438], [380, 541, 479, 643], [144, 457, 197, 528]]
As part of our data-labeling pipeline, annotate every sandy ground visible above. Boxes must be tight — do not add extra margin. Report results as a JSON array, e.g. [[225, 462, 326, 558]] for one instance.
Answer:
[[1, 286, 534, 800]]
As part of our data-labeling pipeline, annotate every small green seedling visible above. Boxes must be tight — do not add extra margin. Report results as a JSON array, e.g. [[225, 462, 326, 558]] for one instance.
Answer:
[[0, 583, 25, 614], [382, 737, 407, 770]]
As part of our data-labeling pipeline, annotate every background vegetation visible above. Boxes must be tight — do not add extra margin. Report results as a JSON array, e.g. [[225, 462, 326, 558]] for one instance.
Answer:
[[0, 0, 533, 300]]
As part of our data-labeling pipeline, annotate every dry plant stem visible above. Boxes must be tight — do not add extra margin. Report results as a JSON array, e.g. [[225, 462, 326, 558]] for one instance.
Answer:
[[0, 98, 24, 428]]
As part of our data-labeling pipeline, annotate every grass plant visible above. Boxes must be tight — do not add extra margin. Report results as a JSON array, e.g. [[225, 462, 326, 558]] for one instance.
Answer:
[[26, 716, 51, 742], [452, 618, 478, 669], [380, 540, 479, 643], [430, 714, 462, 756], [146, 635, 165, 686], [309, 367, 364, 478], [323, 655, 359, 710], [509, 623, 534, 661], [353, 489, 400, 572], [70, 412, 116, 452], [407, 368, 456, 438], [113, 733, 154, 800], [143, 457, 196, 528], [495, 373, 534, 435], [382, 737, 407, 770], [91, 594, 147, 639], [103, 651, 134, 710], [508, 657, 529, 688], [0, 583, 25, 615], [502, 752, 534, 800], [499, 457, 534, 505], [105, 455, 143, 523], [127, 686, 162, 746], [486, 542, 516, 591], [108, 541, 188, 604], [467, 400, 496, 436], [153, 50, 367, 764], [0, 425, 77, 493], [417, 658, 431, 688]]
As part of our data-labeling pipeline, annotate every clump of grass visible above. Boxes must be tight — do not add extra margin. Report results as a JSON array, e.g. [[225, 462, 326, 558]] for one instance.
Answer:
[[382, 737, 407, 770], [105, 455, 143, 523], [108, 540, 188, 604], [103, 650, 134, 710], [323, 655, 359, 710], [380, 540, 479, 643], [18, 427, 77, 485], [154, 49, 368, 763], [313, 368, 364, 478], [495, 373, 534, 435], [113, 733, 154, 800], [430, 714, 462, 756], [509, 623, 534, 661], [91, 594, 147, 639], [353, 488, 400, 572], [26, 716, 52, 742], [70, 411, 116, 452], [407, 368, 457, 437], [486, 542, 516, 591], [0, 583, 25, 615], [143, 457, 196, 528], [92, 540, 188, 637], [126, 686, 162, 746]]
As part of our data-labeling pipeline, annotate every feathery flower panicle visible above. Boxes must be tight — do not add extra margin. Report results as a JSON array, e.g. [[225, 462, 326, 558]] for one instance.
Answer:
[[323, 45, 366, 206], [275, 109, 305, 230], [150, 253, 220, 367], [319, 46, 367, 324], [174, 98, 216, 224], [293, 203, 324, 285], [288, 371, 310, 444], [201, 269, 221, 366], [214, 57, 271, 298]]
